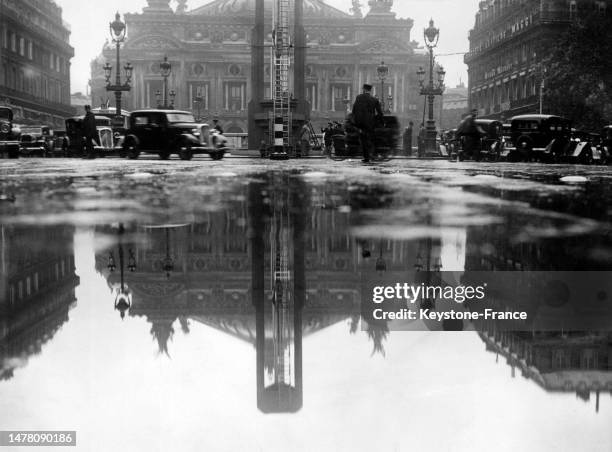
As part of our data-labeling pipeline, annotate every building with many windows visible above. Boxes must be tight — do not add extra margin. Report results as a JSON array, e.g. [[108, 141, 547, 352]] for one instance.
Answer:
[[90, 0, 427, 134], [465, 0, 607, 120], [0, 0, 74, 128]]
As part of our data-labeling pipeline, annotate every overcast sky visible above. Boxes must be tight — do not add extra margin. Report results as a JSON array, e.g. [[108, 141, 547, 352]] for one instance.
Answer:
[[56, 0, 481, 94]]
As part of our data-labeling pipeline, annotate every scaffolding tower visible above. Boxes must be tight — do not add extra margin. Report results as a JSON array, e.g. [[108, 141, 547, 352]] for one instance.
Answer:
[[270, 0, 292, 159]]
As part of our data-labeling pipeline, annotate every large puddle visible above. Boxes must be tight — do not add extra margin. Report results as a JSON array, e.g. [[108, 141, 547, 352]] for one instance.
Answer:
[[1, 161, 611, 451]]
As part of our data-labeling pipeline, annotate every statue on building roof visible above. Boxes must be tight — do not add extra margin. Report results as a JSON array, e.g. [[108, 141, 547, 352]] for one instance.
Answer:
[[176, 0, 188, 14], [144, 0, 172, 12], [350, 0, 363, 18], [368, 0, 393, 14]]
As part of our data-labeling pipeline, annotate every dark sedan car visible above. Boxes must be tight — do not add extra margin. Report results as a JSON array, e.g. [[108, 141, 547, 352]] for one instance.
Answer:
[[0, 106, 20, 158], [122, 110, 227, 160], [503, 114, 571, 161]]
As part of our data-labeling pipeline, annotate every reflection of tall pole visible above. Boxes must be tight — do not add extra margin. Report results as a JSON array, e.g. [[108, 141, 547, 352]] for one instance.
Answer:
[[251, 177, 304, 413]]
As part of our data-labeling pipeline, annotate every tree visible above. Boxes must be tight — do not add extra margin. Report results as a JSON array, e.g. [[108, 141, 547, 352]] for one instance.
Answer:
[[543, 11, 612, 130]]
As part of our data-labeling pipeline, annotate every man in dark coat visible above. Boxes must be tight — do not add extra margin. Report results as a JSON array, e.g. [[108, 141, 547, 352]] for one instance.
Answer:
[[403, 121, 414, 156], [457, 109, 484, 160], [82, 105, 97, 158], [352, 83, 383, 162]]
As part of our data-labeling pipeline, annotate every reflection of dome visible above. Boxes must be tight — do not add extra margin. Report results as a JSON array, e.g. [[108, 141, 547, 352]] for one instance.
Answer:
[[189, 0, 351, 19]]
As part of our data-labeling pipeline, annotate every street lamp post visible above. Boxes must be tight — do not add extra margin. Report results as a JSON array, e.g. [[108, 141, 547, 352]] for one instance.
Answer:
[[377, 61, 389, 113], [103, 13, 132, 118], [417, 19, 446, 157], [156, 56, 174, 109], [194, 94, 203, 121]]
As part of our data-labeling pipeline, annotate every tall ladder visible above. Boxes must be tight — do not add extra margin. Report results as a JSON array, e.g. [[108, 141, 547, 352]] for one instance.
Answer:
[[272, 0, 291, 157]]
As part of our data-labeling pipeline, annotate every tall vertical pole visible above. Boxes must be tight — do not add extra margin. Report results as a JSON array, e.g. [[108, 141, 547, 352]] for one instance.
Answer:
[[248, 0, 266, 150], [425, 47, 436, 154], [294, 0, 305, 106], [115, 41, 122, 117]]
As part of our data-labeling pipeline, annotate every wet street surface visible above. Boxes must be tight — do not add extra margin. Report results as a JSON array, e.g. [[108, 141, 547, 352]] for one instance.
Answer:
[[1, 157, 611, 451]]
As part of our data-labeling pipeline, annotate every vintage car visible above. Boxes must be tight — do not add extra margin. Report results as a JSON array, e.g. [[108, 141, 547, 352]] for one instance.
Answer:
[[331, 114, 399, 160], [455, 119, 504, 161], [121, 110, 228, 160], [501, 114, 571, 162], [64, 115, 116, 158], [474, 119, 503, 161], [559, 130, 605, 164], [0, 106, 21, 159], [18, 125, 54, 157]]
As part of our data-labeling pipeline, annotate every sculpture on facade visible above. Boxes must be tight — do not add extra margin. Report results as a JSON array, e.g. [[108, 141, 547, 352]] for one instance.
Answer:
[[350, 0, 363, 18], [368, 0, 393, 13]]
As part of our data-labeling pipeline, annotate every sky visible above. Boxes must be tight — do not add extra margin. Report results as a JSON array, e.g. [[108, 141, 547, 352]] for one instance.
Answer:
[[56, 0, 481, 94]]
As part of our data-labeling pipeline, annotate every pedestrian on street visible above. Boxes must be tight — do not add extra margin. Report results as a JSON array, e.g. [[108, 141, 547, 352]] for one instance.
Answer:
[[212, 118, 224, 134], [82, 105, 97, 159], [457, 109, 484, 160], [351, 83, 383, 163], [417, 123, 426, 157], [298, 122, 311, 157], [403, 121, 413, 156]]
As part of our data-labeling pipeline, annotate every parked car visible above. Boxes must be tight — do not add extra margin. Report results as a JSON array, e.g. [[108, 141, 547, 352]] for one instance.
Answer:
[[18, 125, 54, 157], [64, 115, 116, 158], [474, 119, 503, 161], [122, 110, 228, 160], [0, 106, 21, 159], [502, 114, 571, 162], [560, 130, 604, 164]]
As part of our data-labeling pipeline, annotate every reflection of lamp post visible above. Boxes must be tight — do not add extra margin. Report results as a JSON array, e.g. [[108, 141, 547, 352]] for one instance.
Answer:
[[377, 61, 389, 113], [375, 239, 387, 275], [414, 235, 442, 309], [107, 224, 136, 319], [417, 19, 446, 156], [104, 13, 133, 118], [163, 227, 174, 278]]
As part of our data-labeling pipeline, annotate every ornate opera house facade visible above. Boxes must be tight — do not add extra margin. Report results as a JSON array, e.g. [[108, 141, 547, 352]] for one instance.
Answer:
[[90, 0, 427, 134]]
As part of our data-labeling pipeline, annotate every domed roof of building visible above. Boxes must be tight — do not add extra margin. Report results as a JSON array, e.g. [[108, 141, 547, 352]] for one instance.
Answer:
[[189, 0, 352, 19]]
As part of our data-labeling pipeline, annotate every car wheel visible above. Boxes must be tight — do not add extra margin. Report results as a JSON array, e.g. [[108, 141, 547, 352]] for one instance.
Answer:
[[179, 141, 193, 161], [580, 148, 593, 165], [159, 150, 171, 160], [124, 138, 140, 160], [516, 136, 532, 161], [210, 151, 224, 160]]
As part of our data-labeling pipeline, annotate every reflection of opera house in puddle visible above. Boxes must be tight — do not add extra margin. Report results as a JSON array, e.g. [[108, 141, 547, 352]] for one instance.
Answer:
[[93, 180, 418, 412], [0, 226, 79, 380]]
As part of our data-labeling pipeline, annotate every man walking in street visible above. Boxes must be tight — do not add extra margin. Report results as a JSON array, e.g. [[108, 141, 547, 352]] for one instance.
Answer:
[[298, 122, 311, 158], [403, 121, 414, 156], [457, 109, 484, 160], [83, 105, 97, 159], [352, 83, 383, 163], [212, 118, 223, 134]]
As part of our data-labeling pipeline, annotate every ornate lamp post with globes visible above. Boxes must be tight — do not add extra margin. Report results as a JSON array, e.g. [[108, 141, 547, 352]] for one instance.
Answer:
[[103, 13, 133, 119], [155, 56, 175, 109], [416, 19, 446, 156]]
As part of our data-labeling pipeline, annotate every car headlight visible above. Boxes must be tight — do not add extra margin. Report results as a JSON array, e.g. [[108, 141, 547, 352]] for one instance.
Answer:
[[0, 123, 9, 134]]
